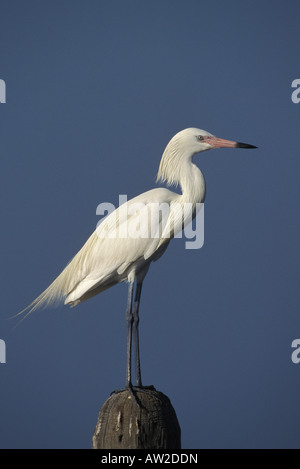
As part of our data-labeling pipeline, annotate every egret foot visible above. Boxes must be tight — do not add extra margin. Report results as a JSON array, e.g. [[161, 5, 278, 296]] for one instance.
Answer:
[[111, 385, 156, 407]]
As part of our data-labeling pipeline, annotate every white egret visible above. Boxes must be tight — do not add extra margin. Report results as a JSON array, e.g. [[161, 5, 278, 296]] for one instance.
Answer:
[[17, 128, 256, 391]]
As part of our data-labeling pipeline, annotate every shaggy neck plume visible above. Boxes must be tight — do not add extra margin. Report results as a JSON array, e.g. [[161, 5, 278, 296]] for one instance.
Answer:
[[156, 137, 206, 205]]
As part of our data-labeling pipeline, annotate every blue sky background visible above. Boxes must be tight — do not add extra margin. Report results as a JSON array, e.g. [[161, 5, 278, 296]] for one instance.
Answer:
[[0, 0, 299, 449]]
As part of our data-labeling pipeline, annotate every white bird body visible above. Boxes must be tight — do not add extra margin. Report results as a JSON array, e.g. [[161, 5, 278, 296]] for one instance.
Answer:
[[22, 128, 209, 314], [17, 127, 256, 389], [62, 187, 176, 305]]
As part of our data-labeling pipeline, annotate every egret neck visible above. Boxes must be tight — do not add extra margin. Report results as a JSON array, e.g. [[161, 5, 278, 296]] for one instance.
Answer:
[[179, 156, 206, 206]]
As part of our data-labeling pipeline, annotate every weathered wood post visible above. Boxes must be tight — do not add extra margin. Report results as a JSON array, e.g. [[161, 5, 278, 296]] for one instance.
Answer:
[[92, 386, 181, 449]]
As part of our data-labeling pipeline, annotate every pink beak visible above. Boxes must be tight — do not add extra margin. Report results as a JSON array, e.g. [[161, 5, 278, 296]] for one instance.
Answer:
[[204, 136, 257, 149]]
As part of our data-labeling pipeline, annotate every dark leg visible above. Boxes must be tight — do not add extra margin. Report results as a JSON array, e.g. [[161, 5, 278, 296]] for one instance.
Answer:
[[132, 281, 143, 387], [125, 281, 134, 388], [111, 275, 154, 406]]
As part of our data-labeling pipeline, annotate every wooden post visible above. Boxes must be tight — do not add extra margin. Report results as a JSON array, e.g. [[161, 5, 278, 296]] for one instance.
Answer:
[[92, 386, 181, 449]]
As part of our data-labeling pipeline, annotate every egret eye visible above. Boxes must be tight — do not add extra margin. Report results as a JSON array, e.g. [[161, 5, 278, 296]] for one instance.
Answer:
[[197, 135, 204, 141]]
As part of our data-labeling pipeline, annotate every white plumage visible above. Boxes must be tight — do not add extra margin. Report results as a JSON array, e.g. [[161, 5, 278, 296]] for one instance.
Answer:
[[16, 127, 256, 388]]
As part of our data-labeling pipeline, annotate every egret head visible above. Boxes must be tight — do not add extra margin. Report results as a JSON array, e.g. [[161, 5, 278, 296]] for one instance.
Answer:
[[157, 127, 256, 186], [168, 127, 257, 156]]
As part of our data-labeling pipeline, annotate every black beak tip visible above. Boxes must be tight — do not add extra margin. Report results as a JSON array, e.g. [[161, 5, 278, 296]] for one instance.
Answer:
[[235, 142, 257, 149]]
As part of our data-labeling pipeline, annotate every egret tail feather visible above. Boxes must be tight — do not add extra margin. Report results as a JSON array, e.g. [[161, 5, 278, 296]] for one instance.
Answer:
[[10, 277, 66, 327]]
